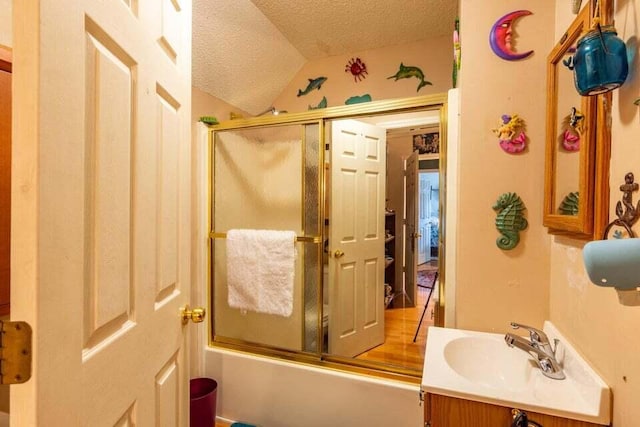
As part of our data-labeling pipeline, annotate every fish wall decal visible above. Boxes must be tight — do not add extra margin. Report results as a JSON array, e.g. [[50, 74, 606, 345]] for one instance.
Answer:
[[387, 63, 432, 92], [198, 116, 219, 125], [308, 96, 328, 110], [297, 77, 327, 97], [345, 94, 372, 105]]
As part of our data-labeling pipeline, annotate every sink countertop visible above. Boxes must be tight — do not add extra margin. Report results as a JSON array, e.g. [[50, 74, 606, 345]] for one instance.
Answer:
[[421, 322, 610, 425]]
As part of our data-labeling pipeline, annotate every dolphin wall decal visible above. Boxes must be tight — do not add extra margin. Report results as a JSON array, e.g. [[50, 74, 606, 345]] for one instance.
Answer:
[[297, 77, 327, 97]]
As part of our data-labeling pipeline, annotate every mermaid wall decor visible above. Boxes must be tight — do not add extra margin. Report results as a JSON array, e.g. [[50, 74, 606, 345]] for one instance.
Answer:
[[559, 107, 584, 151], [492, 114, 527, 154]]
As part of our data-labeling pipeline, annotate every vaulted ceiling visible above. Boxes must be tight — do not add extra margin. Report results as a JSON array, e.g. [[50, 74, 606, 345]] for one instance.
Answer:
[[192, 0, 458, 115]]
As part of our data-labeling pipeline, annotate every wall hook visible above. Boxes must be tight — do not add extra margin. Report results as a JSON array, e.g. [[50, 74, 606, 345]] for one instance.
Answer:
[[602, 172, 640, 239]]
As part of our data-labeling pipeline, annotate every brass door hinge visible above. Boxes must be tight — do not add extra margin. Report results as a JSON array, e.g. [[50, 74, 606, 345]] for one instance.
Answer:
[[0, 321, 32, 384]]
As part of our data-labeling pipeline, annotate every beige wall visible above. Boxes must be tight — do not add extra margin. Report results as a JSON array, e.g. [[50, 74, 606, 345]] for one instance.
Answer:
[[0, 0, 11, 49], [548, 2, 640, 426], [456, 1, 554, 332], [458, 1, 640, 424], [273, 37, 453, 113], [192, 86, 249, 130]]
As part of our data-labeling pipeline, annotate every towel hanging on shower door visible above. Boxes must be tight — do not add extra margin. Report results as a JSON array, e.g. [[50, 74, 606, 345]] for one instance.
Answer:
[[226, 229, 296, 317]]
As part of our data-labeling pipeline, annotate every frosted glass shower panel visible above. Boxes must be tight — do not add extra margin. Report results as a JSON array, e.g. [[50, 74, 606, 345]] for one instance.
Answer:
[[303, 124, 320, 353], [214, 125, 303, 231], [212, 123, 321, 353]]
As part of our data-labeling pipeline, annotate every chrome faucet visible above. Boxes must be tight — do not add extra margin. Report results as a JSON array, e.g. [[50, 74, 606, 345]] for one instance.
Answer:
[[509, 322, 555, 355], [505, 323, 565, 380]]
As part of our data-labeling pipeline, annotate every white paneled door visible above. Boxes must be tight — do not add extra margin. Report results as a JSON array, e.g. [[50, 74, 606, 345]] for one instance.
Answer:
[[12, 1, 192, 425], [405, 151, 418, 306], [328, 120, 386, 358]]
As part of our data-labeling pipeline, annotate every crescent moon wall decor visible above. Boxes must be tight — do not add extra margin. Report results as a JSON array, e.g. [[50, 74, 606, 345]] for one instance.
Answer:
[[489, 10, 534, 61]]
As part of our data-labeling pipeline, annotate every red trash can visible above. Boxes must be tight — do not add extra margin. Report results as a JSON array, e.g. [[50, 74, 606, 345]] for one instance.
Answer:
[[190, 377, 218, 427]]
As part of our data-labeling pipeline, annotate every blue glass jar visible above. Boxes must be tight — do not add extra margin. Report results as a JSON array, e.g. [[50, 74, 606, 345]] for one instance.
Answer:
[[573, 25, 628, 96]]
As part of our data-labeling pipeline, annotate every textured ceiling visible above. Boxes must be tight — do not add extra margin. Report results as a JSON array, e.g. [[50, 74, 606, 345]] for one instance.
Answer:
[[192, 0, 306, 116], [192, 0, 458, 115], [250, 0, 458, 60]]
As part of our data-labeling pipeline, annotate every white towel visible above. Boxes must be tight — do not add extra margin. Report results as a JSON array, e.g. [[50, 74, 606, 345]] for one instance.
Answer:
[[226, 229, 296, 317]]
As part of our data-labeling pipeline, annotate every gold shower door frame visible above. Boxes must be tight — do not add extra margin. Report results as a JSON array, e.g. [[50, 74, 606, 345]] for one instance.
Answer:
[[206, 93, 448, 382]]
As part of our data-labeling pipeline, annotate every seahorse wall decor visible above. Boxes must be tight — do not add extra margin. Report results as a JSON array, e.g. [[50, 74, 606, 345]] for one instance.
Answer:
[[559, 191, 579, 215], [493, 192, 528, 250]]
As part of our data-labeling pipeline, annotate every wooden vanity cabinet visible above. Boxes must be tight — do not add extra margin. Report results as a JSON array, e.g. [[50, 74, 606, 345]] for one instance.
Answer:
[[425, 394, 608, 427]]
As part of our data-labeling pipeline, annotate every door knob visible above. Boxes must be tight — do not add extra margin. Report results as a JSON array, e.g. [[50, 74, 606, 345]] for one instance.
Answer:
[[181, 305, 206, 325], [334, 249, 345, 258]]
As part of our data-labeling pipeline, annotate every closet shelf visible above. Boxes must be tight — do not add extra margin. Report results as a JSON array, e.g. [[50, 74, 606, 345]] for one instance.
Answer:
[[384, 293, 396, 308], [385, 209, 397, 309]]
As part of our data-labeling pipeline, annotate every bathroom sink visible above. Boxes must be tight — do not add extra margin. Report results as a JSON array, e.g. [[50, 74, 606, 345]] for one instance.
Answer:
[[422, 322, 611, 425], [443, 335, 531, 392]]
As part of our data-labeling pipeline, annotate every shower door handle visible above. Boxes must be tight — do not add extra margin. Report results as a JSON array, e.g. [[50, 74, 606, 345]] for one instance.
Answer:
[[334, 249, 345, 258]]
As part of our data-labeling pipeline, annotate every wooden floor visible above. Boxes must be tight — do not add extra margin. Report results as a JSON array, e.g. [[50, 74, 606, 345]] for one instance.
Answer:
[[356, 265, 437, 371]]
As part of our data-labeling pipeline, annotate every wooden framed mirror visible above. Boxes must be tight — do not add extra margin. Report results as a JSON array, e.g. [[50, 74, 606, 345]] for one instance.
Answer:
[[543, 1, 611, 239]]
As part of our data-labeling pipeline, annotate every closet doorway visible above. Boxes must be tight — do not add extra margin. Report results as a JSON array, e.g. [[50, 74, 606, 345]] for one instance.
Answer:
[[337, 112, 442, 372], [418, 170, 439, 265]]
